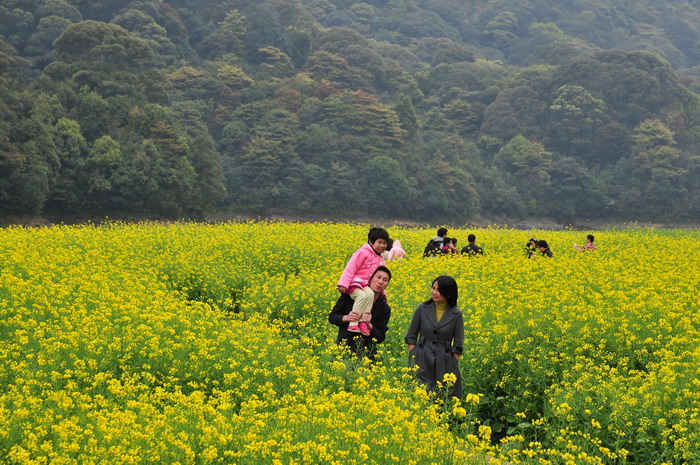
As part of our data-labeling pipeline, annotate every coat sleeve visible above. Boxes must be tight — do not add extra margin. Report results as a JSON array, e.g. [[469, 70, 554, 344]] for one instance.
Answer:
[[368, 300, 390, 343], [337, 248, 365, 288], [328, 294, 352, 327], [452, 311, 464, 355], [404, 306, 422, 345]]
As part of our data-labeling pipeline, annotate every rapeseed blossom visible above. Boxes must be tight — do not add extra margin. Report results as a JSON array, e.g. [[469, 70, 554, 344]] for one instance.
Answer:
[[0, 221, 698, 464]]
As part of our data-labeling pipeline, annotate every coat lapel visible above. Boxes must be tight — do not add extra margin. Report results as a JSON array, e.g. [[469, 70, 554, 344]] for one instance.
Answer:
[[437, 306, 458, 328], [422, 302, 439, 327]]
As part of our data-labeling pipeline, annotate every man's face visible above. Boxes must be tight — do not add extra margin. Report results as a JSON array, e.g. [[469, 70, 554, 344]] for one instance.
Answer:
[[369, 270, 390, 293]]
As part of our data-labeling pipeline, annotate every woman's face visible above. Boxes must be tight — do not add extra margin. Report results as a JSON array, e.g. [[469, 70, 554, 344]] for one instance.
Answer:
[[431, 281, 446, 303]]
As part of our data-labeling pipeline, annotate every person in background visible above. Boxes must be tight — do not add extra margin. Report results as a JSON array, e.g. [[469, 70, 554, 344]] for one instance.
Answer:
[[329, 266, 392, 360], [405, 276, 464, 399], [536, 239, 553, 257], [424, 227, 448, 257], [441, 237, 458, 254], [337, 227, 388, 336], [461, 234, 483, 256], [384, 238, 406, 261], [574, 234, 597, 251], [525, 237, 538, 258]]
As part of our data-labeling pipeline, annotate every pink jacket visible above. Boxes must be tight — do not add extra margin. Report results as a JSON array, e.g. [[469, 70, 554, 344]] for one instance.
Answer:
[[338, 243, 386, 294]]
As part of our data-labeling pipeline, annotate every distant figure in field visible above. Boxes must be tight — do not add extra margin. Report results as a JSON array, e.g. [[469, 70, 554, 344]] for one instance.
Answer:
[[424, 227, 448, 257], [384, 238, 406, 261], [461, 234, 483, 256], [337, 227, 388, 336], [525, 237, 538, 258], [441, 237, 458, 254], [536, 239, 553, 258], [574, 234, 597, 251]]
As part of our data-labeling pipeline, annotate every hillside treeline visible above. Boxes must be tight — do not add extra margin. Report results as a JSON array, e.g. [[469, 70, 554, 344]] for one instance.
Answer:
[[1, 0, 700, 221]]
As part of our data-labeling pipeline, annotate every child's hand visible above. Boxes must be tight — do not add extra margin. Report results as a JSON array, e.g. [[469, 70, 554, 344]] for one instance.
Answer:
[[337, 285, 347, 293]]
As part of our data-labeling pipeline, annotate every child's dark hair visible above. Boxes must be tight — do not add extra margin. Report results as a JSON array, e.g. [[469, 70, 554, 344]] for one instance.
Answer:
[[368, 227, 390, 243], [587, 234, 595, 242], [432, 275, 458, 307]]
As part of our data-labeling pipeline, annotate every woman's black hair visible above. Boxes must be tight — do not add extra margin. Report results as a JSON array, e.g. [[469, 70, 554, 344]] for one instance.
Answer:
[[368, 227, 390, 243], [536, 239, 548, 248], [372, 265, 392, 282], [432, 275, 458, 307]]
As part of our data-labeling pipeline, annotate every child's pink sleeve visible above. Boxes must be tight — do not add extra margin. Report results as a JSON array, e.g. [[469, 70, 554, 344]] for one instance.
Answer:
[[338, 248, 365, 288]]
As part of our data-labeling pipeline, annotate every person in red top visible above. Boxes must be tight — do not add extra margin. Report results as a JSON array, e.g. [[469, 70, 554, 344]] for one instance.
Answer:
[[337, 227, 388, 336], [574, 234, 597, 251]]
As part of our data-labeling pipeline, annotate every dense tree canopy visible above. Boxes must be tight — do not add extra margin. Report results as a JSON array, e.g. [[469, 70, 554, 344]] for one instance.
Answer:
[[0, 0, 699, 221]]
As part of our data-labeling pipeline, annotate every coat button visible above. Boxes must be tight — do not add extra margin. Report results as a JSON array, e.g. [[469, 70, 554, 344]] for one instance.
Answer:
[[432, 341, 437, 345], [433, 330, 438, 335]]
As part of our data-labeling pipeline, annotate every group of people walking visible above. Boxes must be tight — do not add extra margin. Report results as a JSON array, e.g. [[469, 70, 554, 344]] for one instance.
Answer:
[[328, 226, 598, 400], [329, 227, 463, 399]]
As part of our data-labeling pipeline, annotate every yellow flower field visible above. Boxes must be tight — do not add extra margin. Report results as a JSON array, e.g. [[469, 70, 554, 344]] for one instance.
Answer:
[[1, 221, 698, 464]]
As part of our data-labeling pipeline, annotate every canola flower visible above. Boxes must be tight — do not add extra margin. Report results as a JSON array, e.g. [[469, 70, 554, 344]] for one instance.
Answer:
[[0, 221, 698, 464]]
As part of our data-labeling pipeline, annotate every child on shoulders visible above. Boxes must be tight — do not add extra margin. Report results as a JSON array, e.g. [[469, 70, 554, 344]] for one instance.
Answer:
[[337, 227, 389, 335]]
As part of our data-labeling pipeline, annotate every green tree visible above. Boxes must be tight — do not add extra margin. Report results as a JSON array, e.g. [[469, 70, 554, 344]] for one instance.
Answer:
[[305, 50, 374, 91], [362, 155, 414, 216], [495, 135, 552, 212], [49, 117, 88, 209], [110, 9, 177, 66], [312, 27, 386, 89], [83, 135, 123, 209], [24, 15, 74, 69], [255, 46, 294, 78], [52, 20, 154, 72], [199, 9, 247, 59], [546, 84, 609, 157], [550, 50, 685, 126], [619, 119, 689, 215], [394, 93, 419, 137]]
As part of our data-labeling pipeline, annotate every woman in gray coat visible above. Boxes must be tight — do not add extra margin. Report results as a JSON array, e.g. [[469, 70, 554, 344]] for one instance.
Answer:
[[405, 276, 464, 399]]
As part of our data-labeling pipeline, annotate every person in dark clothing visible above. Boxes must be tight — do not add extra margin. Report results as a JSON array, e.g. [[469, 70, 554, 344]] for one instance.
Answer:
[[405, 275, 464, 399], [536, 240, 553, 257], [424, 227, 448, 257], [329, 266, 392, 359], [461, 234, 483, 256], [525, 237, 538, 258]]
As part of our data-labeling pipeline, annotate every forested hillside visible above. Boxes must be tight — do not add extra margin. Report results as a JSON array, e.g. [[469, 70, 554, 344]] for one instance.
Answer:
[[1, 0, 699, 221]]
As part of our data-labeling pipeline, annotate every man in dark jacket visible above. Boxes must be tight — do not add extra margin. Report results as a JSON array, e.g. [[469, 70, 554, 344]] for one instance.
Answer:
[[461, 233, 483, 256], [536, 240, 553, 257], [328, 266, 392, 359], [423, 227, 448, 257]]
